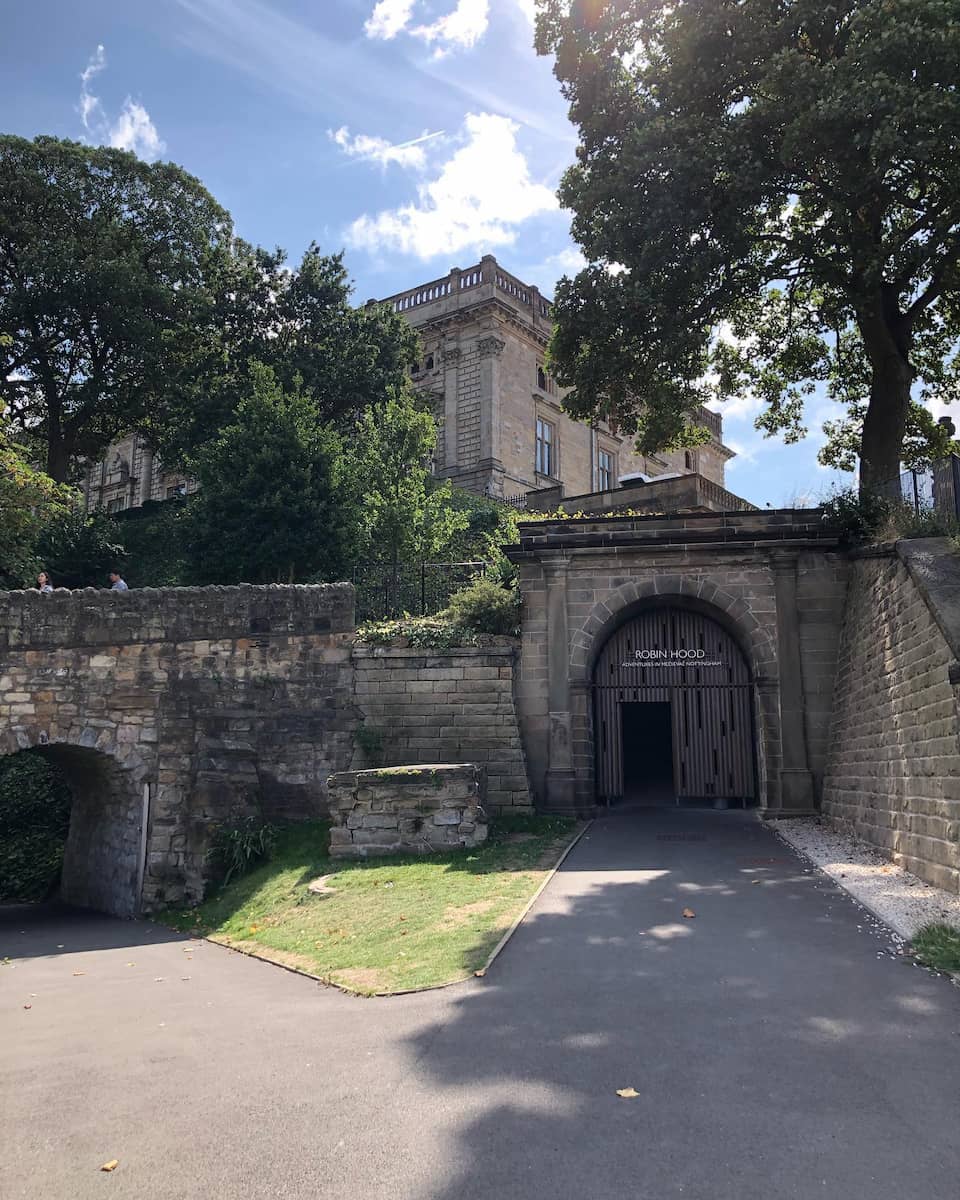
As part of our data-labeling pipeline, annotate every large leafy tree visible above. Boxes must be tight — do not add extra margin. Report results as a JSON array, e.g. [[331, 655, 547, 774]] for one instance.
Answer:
[[536, 0, 960, 490], [0, 135, 231, 482], [153, 244, 420, 464], [0, 381, 73, 588], [349, 391, 469, 570], [184, 362, 356, 585]]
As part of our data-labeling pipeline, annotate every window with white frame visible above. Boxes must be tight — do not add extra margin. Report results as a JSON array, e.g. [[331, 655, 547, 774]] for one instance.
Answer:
[[536, 417, 555, 477], [598, 448, 615, 490]]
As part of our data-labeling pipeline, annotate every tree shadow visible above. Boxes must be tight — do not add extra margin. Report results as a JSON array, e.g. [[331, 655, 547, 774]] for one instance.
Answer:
[[398, 811, 960, 1199]]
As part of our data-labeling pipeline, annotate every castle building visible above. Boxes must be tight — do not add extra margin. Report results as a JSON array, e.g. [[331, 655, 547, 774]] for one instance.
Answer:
[[379, 254, 735, 504], [83, 253, 740, 514]]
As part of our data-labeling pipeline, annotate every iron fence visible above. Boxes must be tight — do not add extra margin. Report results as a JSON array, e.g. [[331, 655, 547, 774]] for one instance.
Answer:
[[892, 455, 960, 519], [352, 560, 487, 622]]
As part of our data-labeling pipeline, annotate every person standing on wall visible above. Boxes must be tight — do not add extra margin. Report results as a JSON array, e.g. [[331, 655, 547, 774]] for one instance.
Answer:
[[108, 570, 128, 591]]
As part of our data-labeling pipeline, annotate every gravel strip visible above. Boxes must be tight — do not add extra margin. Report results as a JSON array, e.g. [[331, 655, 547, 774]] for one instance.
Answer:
[[770, 817, 960, 941]]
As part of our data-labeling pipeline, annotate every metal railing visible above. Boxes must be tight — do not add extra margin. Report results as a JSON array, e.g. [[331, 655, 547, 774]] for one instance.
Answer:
[[353, 560, 487, 622], [892, 455, 960, 519]]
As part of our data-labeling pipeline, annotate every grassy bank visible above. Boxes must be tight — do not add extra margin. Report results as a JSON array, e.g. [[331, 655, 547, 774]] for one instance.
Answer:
[[165, 816, 578, 995]]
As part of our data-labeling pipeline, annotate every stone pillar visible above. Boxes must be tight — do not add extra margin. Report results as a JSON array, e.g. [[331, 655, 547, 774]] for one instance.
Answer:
[[477, 334, 506, 496], [544, 558, 577, 813], [771, 553, 816, 812], [441, 345, 461, 474]]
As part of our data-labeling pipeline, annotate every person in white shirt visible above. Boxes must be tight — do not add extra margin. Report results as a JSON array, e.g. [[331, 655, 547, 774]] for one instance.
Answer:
[[37, 571, 53, 593], [108, 570, 129, 591]]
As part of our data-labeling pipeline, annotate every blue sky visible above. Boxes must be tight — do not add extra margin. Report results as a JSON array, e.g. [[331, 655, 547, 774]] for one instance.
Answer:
[[2, 0, 852, 507]]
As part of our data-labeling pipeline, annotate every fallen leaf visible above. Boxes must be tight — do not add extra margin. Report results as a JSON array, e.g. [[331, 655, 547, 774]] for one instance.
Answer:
[[616, 1088, 639, 1099], [100, 1160, 119, 1172], [154, 977, 165, 982], [474, 968, 487, 978], [72, 971, 86, 976], [23, 1004, 31, 1010], [181, 977, 191, 981], [751, 880, 761, 886], [682, 908, 696, 919]]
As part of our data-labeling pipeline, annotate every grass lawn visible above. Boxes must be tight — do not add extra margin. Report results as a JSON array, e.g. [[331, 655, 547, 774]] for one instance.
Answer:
[[165, 815, 578, 995], [911, 923, 960, 975]]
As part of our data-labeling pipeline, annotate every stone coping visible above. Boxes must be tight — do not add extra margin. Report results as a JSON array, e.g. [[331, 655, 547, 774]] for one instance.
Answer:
[[329, 763, 479, 785], [352, 641, 517, 659]]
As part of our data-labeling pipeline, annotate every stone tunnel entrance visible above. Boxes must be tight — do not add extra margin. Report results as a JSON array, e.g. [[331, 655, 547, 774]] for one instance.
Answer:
[[0, 746, 146, 917], [592, 605, 757, 808]]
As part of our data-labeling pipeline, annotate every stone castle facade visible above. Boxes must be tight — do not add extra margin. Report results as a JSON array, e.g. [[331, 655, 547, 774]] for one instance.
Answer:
[[84, 254, 736, 513]]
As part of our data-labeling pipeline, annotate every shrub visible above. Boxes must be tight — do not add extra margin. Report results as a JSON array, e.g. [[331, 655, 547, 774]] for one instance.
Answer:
[[0, 752, 72, 902], [356, 615, 482, 649], [445, 576, 521, 636], [822, 486, 960, 545], [354, 723, 385, 767], [208, 818, 278, 886]]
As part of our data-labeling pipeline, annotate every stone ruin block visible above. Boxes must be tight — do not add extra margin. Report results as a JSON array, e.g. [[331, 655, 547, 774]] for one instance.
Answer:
[[326, 764, 488, 859]]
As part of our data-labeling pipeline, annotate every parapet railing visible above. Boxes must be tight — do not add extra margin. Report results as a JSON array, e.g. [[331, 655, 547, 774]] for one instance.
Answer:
[[698, 477, 758, 512]]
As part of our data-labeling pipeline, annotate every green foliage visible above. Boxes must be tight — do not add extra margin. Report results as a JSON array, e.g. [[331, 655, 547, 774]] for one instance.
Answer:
[[153, 244, 419, 466], [536, 0, 960, 489], [911, 923, 960, 974], [820, 487, 897, 543], [0, 402, 73, 588], [348, 391, 469, 567], [185, 362, 355, 584], [356, 615, 483, 650], [36, 502, 126, 589], [441, 488, 522, 584], [445, 576, 521, 636], [0, 752, 72, 902], [108, 497, 192, 587], [353, 723, 386, 767], [208, 817, 278, 887], [0, 135, 231, 481], [821, 485, 960, 543]]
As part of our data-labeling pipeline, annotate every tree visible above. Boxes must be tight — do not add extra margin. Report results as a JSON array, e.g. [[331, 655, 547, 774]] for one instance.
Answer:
[[0, 135, 230, 482], [36, 505, 126, 590], [0, 392, 72, 588], [349, 391, 469, 569], [184, 362, 354, 584], [152, 244, 420, 465], [535, 0, 960, 491]]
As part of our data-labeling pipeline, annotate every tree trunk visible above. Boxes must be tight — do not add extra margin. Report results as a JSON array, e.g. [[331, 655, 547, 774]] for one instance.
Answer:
[[45, 437, 71, 485], [857, 306, 913, 498]]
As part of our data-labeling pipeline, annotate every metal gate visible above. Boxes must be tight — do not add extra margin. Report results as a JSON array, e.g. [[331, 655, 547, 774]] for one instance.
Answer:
[[592, 606, 756, 805]]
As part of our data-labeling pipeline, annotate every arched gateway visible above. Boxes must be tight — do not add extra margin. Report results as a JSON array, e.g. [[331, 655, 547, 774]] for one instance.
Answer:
[[592, 605, 756, 807]]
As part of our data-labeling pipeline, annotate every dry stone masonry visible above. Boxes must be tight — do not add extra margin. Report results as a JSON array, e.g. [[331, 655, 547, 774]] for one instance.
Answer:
[[327, 764, 488, 859], [0, 584, 357, 915], [822, 541, 960, 893]]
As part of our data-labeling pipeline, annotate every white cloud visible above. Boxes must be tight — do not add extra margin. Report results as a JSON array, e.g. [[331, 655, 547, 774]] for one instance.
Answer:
[[514, 0, 537, 22], [363, 0, 490, 57], [344, 111, 558, 259], [329, 126, 444, 170], [412, 0, 490, 56], [109, 100, 166, 160], [77, 45, 165, 162], [364, 0, 416, 39]]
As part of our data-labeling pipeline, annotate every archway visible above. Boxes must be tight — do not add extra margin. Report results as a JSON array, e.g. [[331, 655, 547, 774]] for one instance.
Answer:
[[0, 745, 146, 917], [591, 603, 757, 808]]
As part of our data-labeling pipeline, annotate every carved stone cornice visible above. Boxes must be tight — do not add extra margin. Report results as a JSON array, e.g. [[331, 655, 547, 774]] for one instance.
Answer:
[[477, 335, 506, 357], [441, 347, 462, 362]]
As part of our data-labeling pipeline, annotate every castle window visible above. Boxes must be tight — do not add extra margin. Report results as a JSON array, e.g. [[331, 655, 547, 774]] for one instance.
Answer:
[[536, 417, 555, 477], [537, 365, 547, 391], [425, 354, 434, 370], [685, 451, 693, 471], [598, 448, 615, 491]]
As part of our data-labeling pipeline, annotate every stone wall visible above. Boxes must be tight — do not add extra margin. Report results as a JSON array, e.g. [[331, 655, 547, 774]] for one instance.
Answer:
[[509, 511, 849, 815], [327, 764, 488, 859], [822, 541, 960, 892], [0, 584, 357, 913], [351, 644, 532, 813]]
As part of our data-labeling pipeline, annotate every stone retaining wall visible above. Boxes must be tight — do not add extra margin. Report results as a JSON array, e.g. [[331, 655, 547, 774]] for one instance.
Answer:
[[327, 764, 488, 859], [822, 541, 960, 892], [351, 644, 532, 813]]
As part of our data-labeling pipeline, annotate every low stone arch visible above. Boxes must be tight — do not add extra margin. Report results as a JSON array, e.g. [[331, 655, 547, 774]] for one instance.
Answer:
[[566, 578, 781, 811], [0, 727, 153, 917], [570, 576, 778, 687]]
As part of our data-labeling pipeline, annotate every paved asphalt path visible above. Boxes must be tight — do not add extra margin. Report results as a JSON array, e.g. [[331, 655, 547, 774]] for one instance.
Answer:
[[3, 809, 960, 1200]]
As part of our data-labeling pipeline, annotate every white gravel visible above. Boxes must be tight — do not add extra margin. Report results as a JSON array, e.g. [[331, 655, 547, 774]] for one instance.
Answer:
[[770, 817, 960, 941]]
